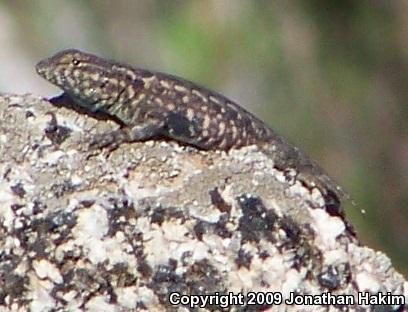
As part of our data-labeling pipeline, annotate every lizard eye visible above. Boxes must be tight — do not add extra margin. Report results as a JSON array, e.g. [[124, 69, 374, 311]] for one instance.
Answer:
[[72, 58, 81, 66]]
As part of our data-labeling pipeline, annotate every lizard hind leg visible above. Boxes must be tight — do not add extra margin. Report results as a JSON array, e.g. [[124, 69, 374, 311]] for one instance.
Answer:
[[161, 111, 208, 149]]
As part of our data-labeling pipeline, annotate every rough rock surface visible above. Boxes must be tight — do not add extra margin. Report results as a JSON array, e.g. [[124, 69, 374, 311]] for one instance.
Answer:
[[0, 94, 406, 311]]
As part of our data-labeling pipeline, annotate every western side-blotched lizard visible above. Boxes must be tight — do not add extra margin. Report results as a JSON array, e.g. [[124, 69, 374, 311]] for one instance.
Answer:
[[36, 49, 349, 213]]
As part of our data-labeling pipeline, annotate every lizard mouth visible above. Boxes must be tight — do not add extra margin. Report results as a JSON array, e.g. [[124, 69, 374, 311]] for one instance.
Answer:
[[35, 60, 67, 86]]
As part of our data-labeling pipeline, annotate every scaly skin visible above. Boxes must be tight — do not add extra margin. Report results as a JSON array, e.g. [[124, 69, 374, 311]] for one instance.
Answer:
[[36, 49, 349, 211]]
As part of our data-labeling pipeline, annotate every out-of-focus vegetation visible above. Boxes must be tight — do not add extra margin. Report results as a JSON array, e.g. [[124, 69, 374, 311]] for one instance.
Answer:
[[1, 0, 406, 274]]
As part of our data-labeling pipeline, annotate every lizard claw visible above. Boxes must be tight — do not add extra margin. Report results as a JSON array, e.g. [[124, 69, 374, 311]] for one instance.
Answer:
[[85, 131, 123, 159]]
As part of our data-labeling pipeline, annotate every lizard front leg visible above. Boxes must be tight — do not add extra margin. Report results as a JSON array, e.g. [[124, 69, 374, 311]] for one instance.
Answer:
[[89, 119, 165, 152]]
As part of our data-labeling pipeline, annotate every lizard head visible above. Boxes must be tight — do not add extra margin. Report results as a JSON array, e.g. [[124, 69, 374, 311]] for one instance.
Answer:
[[35, 49, 139, 112], [36, 49, 99, 89]]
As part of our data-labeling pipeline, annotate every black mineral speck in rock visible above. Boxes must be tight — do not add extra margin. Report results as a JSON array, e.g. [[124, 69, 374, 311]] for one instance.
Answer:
[[237, 195, 277, 243]]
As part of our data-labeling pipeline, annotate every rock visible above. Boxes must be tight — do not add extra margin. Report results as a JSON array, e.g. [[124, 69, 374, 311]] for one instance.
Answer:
[[0, 94, 406, 311]]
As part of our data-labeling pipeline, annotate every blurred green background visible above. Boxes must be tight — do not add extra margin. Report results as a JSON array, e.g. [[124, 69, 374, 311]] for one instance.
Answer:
[[0, 1, 406, 275]]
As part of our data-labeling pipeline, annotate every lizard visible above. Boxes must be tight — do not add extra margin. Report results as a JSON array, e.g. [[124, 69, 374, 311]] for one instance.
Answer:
[[35, 49, 350, 214]]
